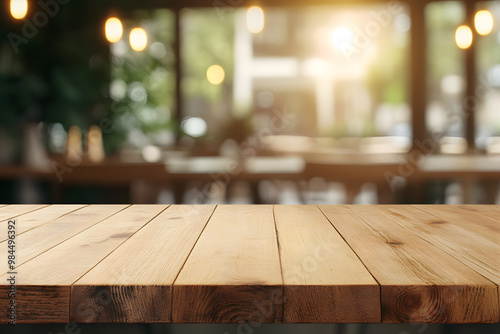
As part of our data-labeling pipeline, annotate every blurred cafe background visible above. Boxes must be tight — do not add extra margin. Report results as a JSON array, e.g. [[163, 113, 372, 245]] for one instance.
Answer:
[[1, 0, 500, 206]]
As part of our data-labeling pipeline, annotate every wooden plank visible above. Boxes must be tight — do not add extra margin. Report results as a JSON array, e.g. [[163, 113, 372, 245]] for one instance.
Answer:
[[274, 205, 380, 323], [172, 205, 282, 323], [0, 205, 47, 221], [72, 205, 215, 323], [416, 205, 500, 243], [0, 205, 128, 276], [377, 205, 500, 324], [0, 205, 165, 324], [319, 205, 499, 323], [0, 205, 87, 241], [377, 206, 500, 284], [465, 205, 500, 322]]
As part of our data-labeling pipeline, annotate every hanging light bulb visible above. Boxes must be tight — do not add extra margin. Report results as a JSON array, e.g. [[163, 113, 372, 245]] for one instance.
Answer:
[[246, 6, 265, 33], [105, 17, 123, 43], [10, 0, 28, 20], [129, 28, 148, 52], [455, 25, 473, 49], [475, 10, 494, 36]]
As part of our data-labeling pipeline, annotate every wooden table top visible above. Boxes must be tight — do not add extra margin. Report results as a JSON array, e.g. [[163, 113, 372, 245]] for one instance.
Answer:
[[0, 204, 499, 324]]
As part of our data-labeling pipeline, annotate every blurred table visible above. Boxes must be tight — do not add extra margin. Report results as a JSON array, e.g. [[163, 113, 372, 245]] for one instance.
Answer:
[[0, 153, 499, 204], [0, 204, 498, 324]]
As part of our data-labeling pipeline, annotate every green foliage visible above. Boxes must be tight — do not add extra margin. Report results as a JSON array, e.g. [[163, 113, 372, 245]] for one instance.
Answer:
[[0, 73, 47, 125], [0, 0, 110, 145], [106, 9, 177, 153], [181, 8, 235, 107]]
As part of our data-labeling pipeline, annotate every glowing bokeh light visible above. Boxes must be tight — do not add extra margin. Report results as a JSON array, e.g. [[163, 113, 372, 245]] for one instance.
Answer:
[[206, 65, 225, 85], [105, 17, 123, 43], [475, 10, 494, 36], [246, 6, 265, 33], [130, 28, 148, 52], [394, 13, 411, 33], [10, 0, 28, 20], [182, 117, 207, 138], [331, 27, 354, 51], [142, 145, 162, 163], [455, 25, 473, 49]]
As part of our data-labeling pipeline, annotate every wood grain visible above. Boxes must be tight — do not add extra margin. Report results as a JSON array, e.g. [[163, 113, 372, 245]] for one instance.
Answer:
[[377, 205, 500, 324], [1, 286, 71, 324], [456, 205, 500, 224], [0, 204, 86, 241], [0, 204, 498, 324], [274, 205, 380, 323], [0, 205, 47, 221], [377, 206, 500, 285], [0, 205, 128, 275], [72, 205, 215, 323], [0, 204, 142, 324], [319, 205, 499, 323], [416, 205, 500, 244], [173, 205, 282, 323]]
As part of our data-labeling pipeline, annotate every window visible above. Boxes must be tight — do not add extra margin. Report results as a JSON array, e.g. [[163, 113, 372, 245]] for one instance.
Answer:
[[180, 8, 235, 143], [426, 1, 467, 153], [475, 1, 500, 153], [105, 2, 500, 156], [108, 9, 176, 153], [179, 5, 411, 153]]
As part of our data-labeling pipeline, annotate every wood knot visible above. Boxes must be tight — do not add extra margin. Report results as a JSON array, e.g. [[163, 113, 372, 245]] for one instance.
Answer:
[[430, 221, 446, 225], [387, 241, 403, 246], [404, 293, 422, 312], [111, 233, 132, 238]]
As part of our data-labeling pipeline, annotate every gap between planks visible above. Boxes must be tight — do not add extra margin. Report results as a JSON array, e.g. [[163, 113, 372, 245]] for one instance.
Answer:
[[0, 205, 49, 222], [316, 205, 384, 323], [72, 205, 216, 323], [320, 205, 499, 324], [271, 206, 285, 324], [72, 205, 171, 285], [0, 205, 90, 242], [169, 205, 218, 322], [0, 205, 133, 323]]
